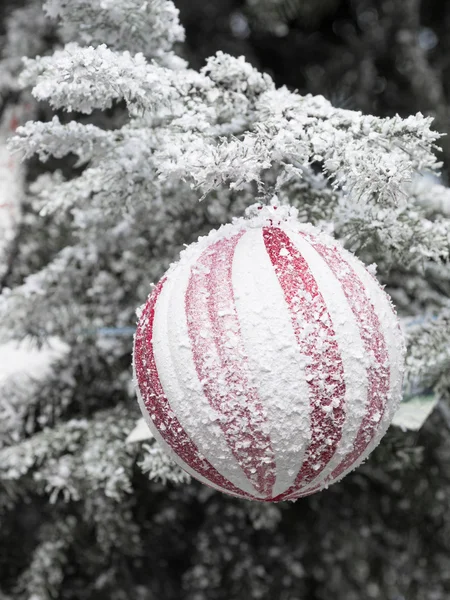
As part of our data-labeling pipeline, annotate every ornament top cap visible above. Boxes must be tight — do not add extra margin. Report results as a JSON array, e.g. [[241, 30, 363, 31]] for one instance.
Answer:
[[242, 198, 299, 228], [176, 198, 314, 274]]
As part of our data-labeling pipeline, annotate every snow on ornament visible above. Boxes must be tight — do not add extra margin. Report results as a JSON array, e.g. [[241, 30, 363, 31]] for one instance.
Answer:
[[133, 203, 405, 501]]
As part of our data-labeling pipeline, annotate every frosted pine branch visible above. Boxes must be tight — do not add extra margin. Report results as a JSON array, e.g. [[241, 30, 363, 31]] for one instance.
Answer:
[[408, 175, 450, 217], [20, 44, 185, 114], [0, 405, 135, 502], [157, 85, 441, 205], [44, 0, 185, 61], [0, 417, 88, 484], [0, 246, 95, 341], [17, 518, 76, 600], [18, 41, 441, 223], [405, 310, 450, 387], [0, 0, 53, 99], [139, 442, 191, 485], [0, 339, 70, 448], [333, 199, 450, 268], [11, 116, 115, 163]]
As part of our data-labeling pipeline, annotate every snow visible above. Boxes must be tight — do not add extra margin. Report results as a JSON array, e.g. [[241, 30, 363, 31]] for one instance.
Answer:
[[0, 112, 25, 277], [0, 337, 69, 388]]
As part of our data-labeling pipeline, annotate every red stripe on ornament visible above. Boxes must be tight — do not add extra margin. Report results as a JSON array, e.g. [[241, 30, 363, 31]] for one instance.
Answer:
[[134, 278, 254, 500], [185, 232, 277, 498], [262, 227, 346, 502], [294, 238, 390, 496]]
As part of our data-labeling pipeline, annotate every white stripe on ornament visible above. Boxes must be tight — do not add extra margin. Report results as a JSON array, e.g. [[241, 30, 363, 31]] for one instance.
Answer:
[[284, 227, 369, 494], [133, 378, 244, 497], [232, 228, 313, 498], [185, 233, 276, 497], [345, 253, 404, 424], [152, 256, 264, 499], [326, 250, 404, 485]]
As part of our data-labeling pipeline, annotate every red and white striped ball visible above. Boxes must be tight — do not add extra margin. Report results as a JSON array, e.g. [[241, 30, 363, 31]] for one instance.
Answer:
[[133, 203, 405, 502]]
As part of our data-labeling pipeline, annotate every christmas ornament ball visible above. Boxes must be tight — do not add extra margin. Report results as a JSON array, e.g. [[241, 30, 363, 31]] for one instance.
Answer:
[[133, 203, 405, 501]]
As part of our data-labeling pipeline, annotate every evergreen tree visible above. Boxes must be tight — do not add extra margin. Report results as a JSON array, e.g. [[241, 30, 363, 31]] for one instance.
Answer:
[[1, 1, 450, 599]]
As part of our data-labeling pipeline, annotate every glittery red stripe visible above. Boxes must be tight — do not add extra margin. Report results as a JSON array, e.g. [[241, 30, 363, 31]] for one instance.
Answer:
[[134, 278, 254, 499], [262, 227, 346, 501], [185, 232, 276, 498], [296, 238, 390, 496]]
